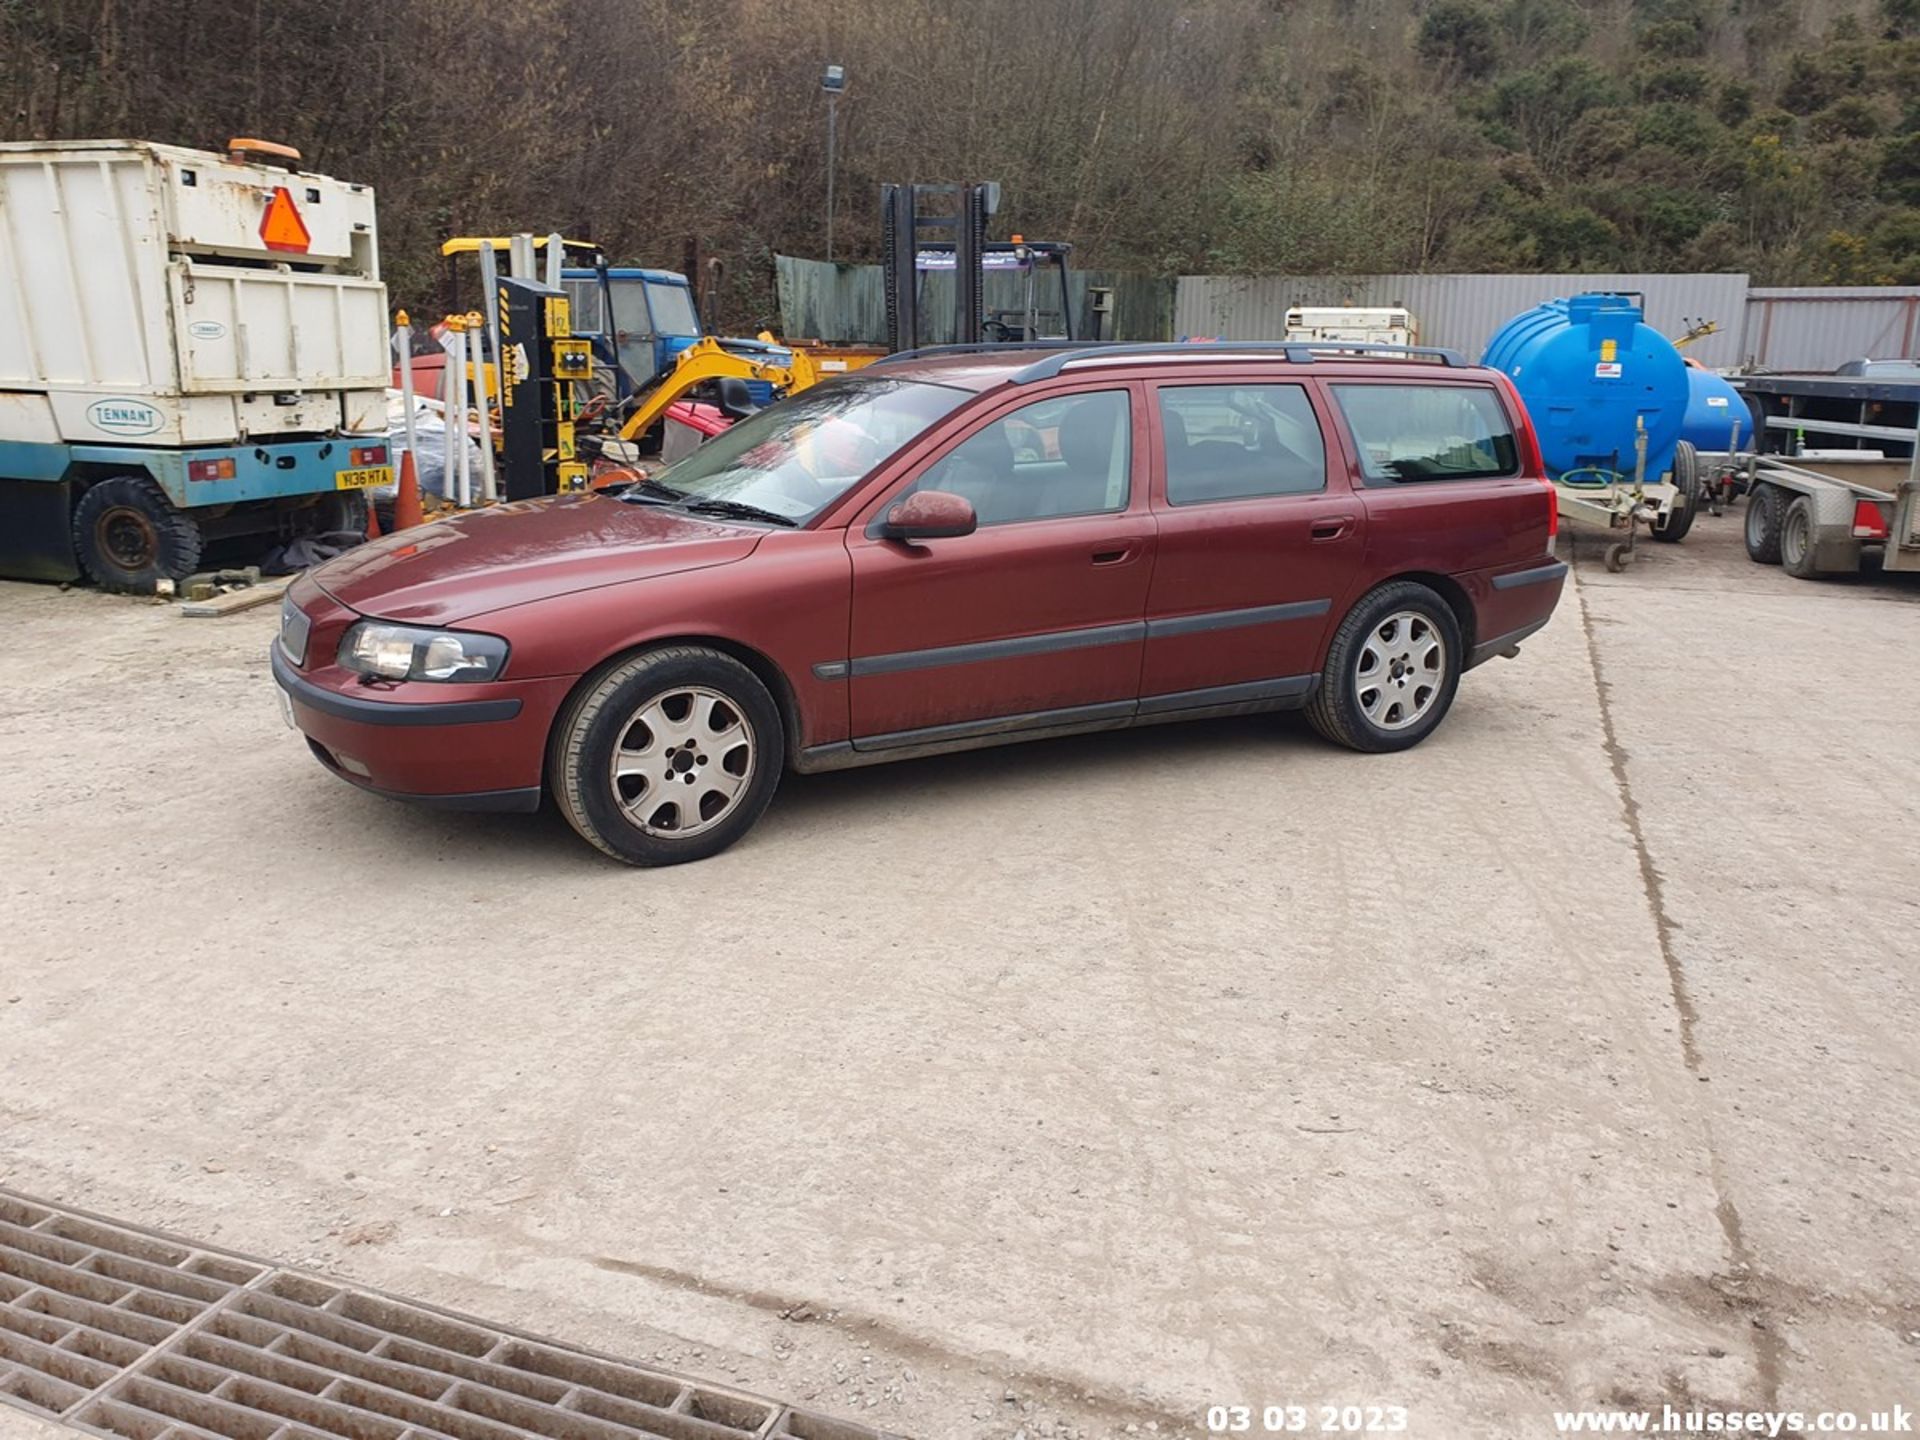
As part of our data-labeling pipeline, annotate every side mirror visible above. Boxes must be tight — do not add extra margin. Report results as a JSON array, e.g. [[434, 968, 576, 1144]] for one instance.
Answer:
[[878, 489, 978, 541]]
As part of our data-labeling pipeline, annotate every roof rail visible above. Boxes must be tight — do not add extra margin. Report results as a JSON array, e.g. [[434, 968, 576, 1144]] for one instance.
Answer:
[[866, 341, 1079, 369], [1009, 340, 1470, 383], [866, 339, 1473, 378]]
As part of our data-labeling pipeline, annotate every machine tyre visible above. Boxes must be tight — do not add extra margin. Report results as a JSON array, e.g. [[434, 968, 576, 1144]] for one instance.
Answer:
[[550, 645, 784, 867], [1306, 581, 1462, 754], [72, 475, 203, 592], [309, 490, 369, 535], [1744, 483, 1788, 565], [1652, 440, 1698, 543], [1780, 495, 1821, 580]]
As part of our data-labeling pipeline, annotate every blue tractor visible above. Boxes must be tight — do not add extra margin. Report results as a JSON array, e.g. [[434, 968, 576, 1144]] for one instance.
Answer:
[[559, 265, 785, 413]]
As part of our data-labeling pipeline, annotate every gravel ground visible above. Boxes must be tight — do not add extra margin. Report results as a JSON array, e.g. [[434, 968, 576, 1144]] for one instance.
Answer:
[[0, 507, 1915, 1439]]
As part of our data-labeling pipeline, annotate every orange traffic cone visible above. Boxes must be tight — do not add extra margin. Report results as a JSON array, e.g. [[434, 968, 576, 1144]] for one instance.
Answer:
[[365, 491, 381, 539], [393, 448, 425, 530]]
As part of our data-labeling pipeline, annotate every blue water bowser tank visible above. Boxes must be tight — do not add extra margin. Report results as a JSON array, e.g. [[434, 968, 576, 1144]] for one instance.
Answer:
[[1481, 293, 1689, 483], [1680, 361, 1749, 452]]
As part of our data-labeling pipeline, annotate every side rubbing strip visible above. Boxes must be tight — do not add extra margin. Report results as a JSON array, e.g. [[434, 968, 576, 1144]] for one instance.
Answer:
[[1490, 560, 1569, 591], [848, 621, 1146, 678], [812, 660, 850, 681], [1146, 598, 1331, 639]]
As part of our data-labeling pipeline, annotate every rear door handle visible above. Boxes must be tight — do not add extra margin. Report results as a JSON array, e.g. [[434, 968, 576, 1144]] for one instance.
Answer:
[[1310, 515, 1356, 542], [1091, 542, 1141, 566]]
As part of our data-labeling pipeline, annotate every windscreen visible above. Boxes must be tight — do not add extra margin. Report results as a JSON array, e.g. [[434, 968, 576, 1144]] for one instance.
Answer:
[[627, 377, 971, 525], [644, 281, 700, 338]]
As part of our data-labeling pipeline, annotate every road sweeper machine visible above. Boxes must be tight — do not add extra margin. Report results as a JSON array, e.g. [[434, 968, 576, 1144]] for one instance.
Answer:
[[0, 138, 391, 590]]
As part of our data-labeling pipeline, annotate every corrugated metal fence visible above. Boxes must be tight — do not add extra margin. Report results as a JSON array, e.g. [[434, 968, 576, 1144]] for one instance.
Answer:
[[1743, 287, 1920, 371], [1172, 273, 1753, 368], [778, 258, 1920, 372]]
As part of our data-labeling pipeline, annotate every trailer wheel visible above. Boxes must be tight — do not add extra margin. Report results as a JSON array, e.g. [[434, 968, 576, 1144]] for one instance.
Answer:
[[72, 476, 203, 592], [1744, 483, 1788, 565], [1780, 495, 1821, 579], [1652, 440, 1698, 543]]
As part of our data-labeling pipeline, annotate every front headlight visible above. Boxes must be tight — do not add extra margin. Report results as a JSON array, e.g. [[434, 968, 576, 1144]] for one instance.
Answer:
[[338, 622, 509, 683]]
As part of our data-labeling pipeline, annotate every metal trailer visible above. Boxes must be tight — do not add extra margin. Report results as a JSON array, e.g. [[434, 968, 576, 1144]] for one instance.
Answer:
[[0, 138, 390, 590], [1715, 450, 1920, 579], [1734, 363, 1920, 462], [1721, 366, 1920, 579], [1547, 429, 1699, 573]]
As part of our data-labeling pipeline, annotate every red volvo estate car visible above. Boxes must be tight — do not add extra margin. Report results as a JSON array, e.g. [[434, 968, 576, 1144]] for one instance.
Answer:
[[273, 343, 1567, 866]]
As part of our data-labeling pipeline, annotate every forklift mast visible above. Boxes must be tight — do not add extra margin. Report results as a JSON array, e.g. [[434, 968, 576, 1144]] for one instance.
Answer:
[[881, 182, 992, 353], [880, 183, 1077, 352]]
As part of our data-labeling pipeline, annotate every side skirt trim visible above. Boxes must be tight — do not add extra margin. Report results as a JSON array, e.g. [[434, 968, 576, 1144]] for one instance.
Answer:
[[794, 675, 1316, 773]]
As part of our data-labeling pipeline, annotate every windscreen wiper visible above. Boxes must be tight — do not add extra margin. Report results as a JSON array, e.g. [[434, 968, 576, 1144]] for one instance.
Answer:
[[680, 498, 797, 527], [619, 477, 687, 504]]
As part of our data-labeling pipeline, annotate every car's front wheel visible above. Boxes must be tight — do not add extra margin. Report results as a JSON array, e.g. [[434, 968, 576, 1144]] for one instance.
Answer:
[[1306, 581, 1463, 753], [550, 646, 784, 866]]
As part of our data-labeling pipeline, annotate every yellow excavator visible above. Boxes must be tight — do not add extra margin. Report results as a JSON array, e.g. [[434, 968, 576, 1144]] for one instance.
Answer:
[[612, 336, 830, 444], [438, 235, 877, 484]]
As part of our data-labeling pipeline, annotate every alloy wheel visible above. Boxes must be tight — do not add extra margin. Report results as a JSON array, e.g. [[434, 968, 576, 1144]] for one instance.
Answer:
[[1355, 611, 1447, 732], [607, 686, 756, 837]]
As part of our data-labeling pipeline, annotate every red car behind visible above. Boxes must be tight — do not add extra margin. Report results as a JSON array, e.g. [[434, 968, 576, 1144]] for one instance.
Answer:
[[273, 344, 1566, 865]]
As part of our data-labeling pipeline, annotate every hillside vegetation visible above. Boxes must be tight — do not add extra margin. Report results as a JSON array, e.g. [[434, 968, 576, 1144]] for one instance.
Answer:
[[6, 0, 1919, 318]]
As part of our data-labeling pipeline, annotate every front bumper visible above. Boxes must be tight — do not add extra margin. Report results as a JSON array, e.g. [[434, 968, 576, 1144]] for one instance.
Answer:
[[270, 640, 568, 809]]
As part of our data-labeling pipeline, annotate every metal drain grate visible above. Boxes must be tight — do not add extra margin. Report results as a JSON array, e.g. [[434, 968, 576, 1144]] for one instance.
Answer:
[[0, 1192, 894, 1440]]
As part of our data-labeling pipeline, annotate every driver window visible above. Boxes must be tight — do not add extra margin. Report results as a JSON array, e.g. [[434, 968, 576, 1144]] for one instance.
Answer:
[[908, 390, 1131, 526]]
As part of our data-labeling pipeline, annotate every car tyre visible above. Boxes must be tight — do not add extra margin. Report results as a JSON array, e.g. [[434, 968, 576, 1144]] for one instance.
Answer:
[[550, 646, 784, 867], [1780, 495, 1821, 579], [1306, 581, 1463, 754], [72, 475, 203, 592], [1744, 483, 1787, 565]]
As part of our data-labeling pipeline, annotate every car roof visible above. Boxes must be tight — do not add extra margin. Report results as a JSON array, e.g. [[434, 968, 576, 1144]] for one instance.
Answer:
[[869, 342, 1485, 392]]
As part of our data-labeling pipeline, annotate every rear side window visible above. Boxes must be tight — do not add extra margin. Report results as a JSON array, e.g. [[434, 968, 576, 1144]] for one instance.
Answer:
[[1333, 384, 1518, 484], [1159, 384, 1326, 504]]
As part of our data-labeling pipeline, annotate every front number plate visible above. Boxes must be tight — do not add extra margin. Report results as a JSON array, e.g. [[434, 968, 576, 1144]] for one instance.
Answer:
[[335, 465, 393, 490]]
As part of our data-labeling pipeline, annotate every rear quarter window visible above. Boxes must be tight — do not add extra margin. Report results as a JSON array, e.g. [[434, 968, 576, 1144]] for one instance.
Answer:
[[1333, 383, 1518, 485]]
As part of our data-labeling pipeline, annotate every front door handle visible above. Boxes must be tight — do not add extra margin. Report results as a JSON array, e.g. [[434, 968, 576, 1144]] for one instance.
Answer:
[[1310, 515, 1356, 542]]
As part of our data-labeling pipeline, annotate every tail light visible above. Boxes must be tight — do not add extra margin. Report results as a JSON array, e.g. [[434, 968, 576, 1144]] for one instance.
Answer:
[[351, 444, 388, 467], [1852, 500, 1889, 539], [187, 458, 236, 481]]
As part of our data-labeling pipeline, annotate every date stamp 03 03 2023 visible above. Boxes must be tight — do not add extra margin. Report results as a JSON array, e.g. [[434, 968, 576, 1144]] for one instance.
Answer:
[[1206, 1405, 1411, 1434]]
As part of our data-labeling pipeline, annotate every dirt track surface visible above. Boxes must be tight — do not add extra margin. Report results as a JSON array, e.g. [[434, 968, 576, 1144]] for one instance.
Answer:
[[2, 510, 1916, 1438]]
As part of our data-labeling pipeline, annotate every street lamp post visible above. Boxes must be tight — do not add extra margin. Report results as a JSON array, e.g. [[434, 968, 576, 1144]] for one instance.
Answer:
[[822, 63, 846, 262]]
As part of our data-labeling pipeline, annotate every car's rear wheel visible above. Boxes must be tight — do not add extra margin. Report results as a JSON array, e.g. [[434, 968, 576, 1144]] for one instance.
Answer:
[[1306, 581, 1463, 753], [550, 646, 784, 866]]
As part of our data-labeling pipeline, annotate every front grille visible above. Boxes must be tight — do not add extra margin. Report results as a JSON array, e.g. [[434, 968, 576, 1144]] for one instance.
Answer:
[[0, 1191, 891, 1440]]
